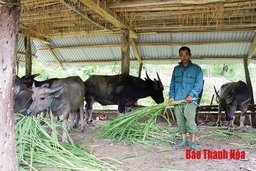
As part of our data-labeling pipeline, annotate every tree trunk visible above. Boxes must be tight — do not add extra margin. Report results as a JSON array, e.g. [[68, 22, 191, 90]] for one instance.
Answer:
[[121, 29, 130, 75], [0, 1, 20, 170]]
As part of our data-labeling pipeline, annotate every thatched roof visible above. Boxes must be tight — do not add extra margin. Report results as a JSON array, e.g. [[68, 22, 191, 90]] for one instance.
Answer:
[[16, 0, 256, 66]]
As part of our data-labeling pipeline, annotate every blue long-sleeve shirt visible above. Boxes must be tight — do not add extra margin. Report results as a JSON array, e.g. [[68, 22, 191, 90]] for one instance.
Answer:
[[169, 61, 203, 101]]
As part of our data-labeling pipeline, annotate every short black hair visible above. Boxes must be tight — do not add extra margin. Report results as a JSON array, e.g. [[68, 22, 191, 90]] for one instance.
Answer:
[[179, 46, 191, 55]]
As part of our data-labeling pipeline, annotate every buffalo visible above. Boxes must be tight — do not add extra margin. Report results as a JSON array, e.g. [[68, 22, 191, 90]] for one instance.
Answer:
[[14, 76, 33, 114], [84, 73, 164, 123], [14, 74, 57, 114], [214, 81, 251, 132], [26, 76, 85, 142], [14, 74, 58, 115], [20, 73, 59, 88], [14, 75, 28, 96]]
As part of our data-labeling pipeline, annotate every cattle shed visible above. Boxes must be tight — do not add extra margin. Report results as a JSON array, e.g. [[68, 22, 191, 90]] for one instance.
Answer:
[[13, 0, 256, 127], [16, 0, 256, 68], [1, 2, 256, 170]]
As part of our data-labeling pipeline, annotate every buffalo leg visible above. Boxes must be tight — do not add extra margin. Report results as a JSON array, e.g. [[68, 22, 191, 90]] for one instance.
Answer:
[[227, 115, 235, 132], [61, 120, 68, 143], [85, 101, 93, 124], [117, 101, 126, 116], [216, 106, 222, 126], [69, 112, 76, 129], [125, 106, 132, 113], [49, 112, 69, 143], [85, 109, 93, 124], [79, 104, 85, 132], [239, 112, 246, 132]]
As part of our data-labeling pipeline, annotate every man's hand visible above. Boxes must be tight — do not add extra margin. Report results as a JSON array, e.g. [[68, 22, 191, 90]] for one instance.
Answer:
[[168, 98, 174, 103], [186, 95, 193, 103]]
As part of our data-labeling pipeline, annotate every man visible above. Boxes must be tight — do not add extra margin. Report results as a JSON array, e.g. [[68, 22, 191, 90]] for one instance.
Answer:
[[169, 46, 203, 151]]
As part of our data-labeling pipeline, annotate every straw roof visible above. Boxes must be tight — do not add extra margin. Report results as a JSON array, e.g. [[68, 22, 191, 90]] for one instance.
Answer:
[[19, 0, 256, 40], [16, 0, 256, 66]]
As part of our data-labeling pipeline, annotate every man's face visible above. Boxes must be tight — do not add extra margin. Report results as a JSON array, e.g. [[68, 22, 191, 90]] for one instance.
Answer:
[[179, 49, 191, 66]]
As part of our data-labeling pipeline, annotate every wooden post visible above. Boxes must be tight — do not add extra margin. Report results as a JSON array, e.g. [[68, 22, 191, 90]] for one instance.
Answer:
[[121, 29, 130, 75], [243, 56, 256, 128], [25, 36, 32, 75], [16, 60, 19, 75], [0, 0, 19, 170]]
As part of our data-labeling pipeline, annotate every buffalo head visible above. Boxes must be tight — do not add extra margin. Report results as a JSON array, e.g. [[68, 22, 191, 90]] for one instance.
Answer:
[[214, 84, 236, 121], [20, 73, 40, 88], [14, 76, 27, 96], [145, 72, 164, 104], [26, 83, 65, 116]]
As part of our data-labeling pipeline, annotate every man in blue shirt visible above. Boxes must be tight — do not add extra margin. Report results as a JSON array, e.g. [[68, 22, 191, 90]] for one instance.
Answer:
[[169, 46, 203, 151]]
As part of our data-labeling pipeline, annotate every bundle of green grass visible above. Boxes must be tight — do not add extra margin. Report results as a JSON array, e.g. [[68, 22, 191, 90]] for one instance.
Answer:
[[100, 100, 188, 144], [15, 114, 122, 171]]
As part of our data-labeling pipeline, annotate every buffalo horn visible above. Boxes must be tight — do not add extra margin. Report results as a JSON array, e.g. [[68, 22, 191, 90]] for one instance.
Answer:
[[22, 73, 40, 80], [45, 85, 65, 95], [213, 86, 221, 102], [145, 71, 152, 81], [157, 72, 163, 88]]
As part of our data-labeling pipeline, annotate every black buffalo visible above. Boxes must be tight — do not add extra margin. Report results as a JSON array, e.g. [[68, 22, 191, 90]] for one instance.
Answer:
[[84, 73, 164, 123], [20, 73, 58, 88], [14, 76, 33, 114], [214, 81, 251, 132]]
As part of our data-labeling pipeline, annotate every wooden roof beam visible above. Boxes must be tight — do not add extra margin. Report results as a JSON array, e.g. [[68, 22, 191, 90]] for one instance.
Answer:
[[80, 0, 138, 38], [45, 44, 63, 67], [48, 56, 252, 65], [17, 52, 37, 58], [248, 33, 256, 64], [36, 40, 252, 50], [108, 0, 243, 8], [130, 38, 142, 64], [108, 0, 255, 8]]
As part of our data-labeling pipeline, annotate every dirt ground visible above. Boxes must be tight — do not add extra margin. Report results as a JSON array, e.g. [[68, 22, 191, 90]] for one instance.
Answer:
[[63, 118, 256, 171]]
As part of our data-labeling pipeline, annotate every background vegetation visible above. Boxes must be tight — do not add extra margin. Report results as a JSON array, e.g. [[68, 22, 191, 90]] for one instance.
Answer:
[[17, 58, 256, 108]]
